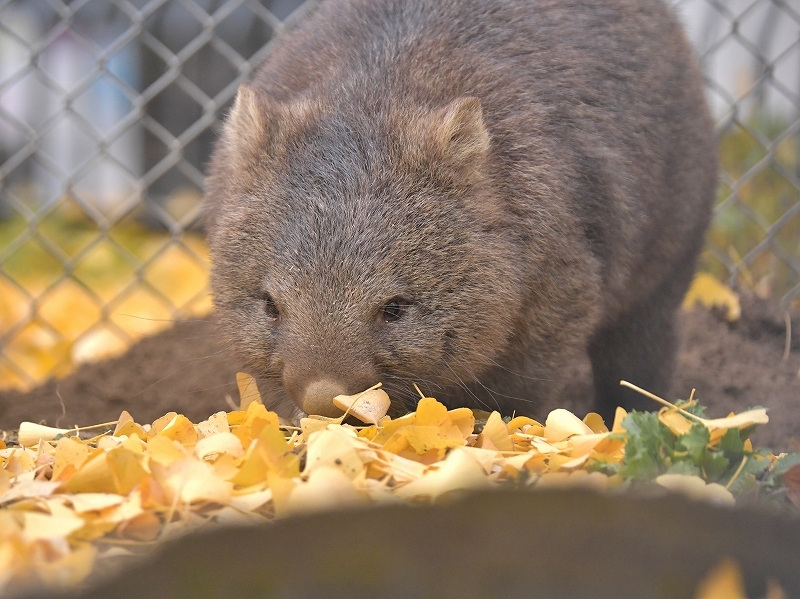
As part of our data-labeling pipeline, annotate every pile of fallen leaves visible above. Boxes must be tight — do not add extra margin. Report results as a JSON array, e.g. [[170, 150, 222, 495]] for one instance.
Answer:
[[1, 374, 798, 595]]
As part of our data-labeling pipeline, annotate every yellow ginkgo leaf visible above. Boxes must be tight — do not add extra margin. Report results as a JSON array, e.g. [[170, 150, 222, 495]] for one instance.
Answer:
[[582, 412, 609, 434], [2, 449, 38, 477], [233, 402, 281, 448], [299, 417, 334, 440], [52, 437, 90, 481], [286, 466, 367, 515], [226, 411, 247, 426], [655, 474, 735, 506], [17, 423, 73, 447], [699, 408, 769, 431], [611, 407, 628, 434], [106, 446, 148, 496], [117, 511, 162, 542], [555, 453, 590, 471], [153, 458, 232, 505], [695, 558, 747, 599], [414, 397, 449, 427], [236, 372, 263, 410], [196, 411, 230, 439], [658, 409, 695, 437], [36, 543, 97, 588], [395, 447, 492, 500], [67, 493, 124, 513], [228, 488, 274, 512], [506, 416, 543, 433], [149, 412, 177, 435], [682, 272, 741, 322], [95, 494, 144, 525], [447, 408, 477, 438], [230, 447, 269, 489], [569, 433, 611, 458], [64, 452, 118, 495], [0, 479, 61, 504], [544, 409, 593, 442], [372, 412, 417, 445], [21, 511, 85, 542], [478, 412, 513, 452], [333, 388, 390, 425], [266, 470, 296, 517], [194, 432, 245, 461], [305, 427, 364, 479], [500, 451, 545, 474], [458, 446, 501, 473], [146, 435, 187, 468], [113, 411, 144, 438], [157, 414, 198, 447], [404, 426, 465, 455]]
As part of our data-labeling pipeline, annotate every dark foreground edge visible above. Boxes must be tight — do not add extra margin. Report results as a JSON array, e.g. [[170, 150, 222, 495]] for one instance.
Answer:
[[14, 489, 800, 599]]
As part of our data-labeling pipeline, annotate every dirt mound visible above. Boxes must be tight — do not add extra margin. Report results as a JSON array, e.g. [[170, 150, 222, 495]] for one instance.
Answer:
[[675, 296, 800, 452], [1, 298, 798, 451]]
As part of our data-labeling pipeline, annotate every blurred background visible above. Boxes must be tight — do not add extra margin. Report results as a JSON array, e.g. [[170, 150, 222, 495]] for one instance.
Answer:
[[0, 0, 798, 392]]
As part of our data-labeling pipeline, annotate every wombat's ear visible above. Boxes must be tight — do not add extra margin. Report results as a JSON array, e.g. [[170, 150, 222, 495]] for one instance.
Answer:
[[428, 97, 490, 173], [223, 83, 274, 166], [223, 84, 314, 170]]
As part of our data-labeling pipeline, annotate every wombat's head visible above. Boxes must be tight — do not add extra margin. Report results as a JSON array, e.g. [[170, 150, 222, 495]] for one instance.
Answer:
[[205, 84, 522, 417]]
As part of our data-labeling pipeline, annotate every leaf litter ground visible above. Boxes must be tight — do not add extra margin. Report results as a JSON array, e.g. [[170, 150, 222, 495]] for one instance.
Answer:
[[1, 371, 799, 596]]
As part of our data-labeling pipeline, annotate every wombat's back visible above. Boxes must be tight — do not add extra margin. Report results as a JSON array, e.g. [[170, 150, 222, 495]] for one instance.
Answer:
[[206, 0, 716, 420], [253, 0, 713, 301]]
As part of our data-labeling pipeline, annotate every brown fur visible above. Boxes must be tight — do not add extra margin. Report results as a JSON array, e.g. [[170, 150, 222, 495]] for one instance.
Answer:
[[204, 0, 717, 422]]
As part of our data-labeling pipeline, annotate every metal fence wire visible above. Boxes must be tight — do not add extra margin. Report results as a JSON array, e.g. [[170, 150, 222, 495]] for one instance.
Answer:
[[0, 0, 799, 390]]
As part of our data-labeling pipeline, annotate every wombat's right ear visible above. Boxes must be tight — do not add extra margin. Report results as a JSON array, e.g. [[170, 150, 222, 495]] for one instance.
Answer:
[[222, 84, 274, 168], [424, 97, 490, 183]]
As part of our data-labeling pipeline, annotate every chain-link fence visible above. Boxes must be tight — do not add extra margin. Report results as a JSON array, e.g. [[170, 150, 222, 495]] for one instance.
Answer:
[[674, 0, 800, 304], [0, 0, 798, 391]]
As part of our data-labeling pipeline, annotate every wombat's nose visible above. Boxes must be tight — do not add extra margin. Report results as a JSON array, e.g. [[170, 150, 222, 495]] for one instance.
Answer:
[[301, 379, 347, 417]]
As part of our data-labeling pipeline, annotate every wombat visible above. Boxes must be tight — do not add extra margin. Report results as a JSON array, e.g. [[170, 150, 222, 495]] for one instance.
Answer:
[[204, 0, 717, 423]]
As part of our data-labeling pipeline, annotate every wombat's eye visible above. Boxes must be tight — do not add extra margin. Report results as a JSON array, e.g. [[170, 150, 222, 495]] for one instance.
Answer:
[[263, 293, 280, 320], [382, 297, 408, 323]]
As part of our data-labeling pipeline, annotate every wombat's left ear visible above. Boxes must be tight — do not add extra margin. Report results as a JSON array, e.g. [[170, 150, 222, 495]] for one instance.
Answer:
[[427, 97, 490, 173]]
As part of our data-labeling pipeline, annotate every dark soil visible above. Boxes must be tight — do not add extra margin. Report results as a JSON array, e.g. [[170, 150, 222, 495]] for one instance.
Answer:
[[1, 296, 799, 451]]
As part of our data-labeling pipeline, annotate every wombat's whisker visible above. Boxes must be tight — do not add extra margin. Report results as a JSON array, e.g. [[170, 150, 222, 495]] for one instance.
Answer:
[[449, 357, 504, 411], [443, 352, 542, 410], [443, 359, 493, 412], [132, 343, 235, 398], [381, 372, 445, 392], [450, 360, 495, 404], [380, 377, 432, 410], [379, 369, 452, 408], [176, 329, 228, 341], [182, 381, 239, 395], [115, 314, 222, 333], [470, 349, 553, 383]]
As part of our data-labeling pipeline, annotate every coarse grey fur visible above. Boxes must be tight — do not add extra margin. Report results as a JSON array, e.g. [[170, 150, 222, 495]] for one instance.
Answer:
[[204, 0, 717, 423]]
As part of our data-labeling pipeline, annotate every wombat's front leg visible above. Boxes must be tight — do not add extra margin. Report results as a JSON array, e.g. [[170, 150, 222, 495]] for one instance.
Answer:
[[587, 267, 695, 424]]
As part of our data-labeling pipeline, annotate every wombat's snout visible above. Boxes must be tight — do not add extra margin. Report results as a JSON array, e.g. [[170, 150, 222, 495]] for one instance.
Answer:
[[300, 379, 347, 417]]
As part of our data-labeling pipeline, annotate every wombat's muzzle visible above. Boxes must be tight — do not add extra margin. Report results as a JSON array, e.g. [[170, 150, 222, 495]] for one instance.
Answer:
[[282, 348, 380, 417], [299, 379, 347, 417]]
